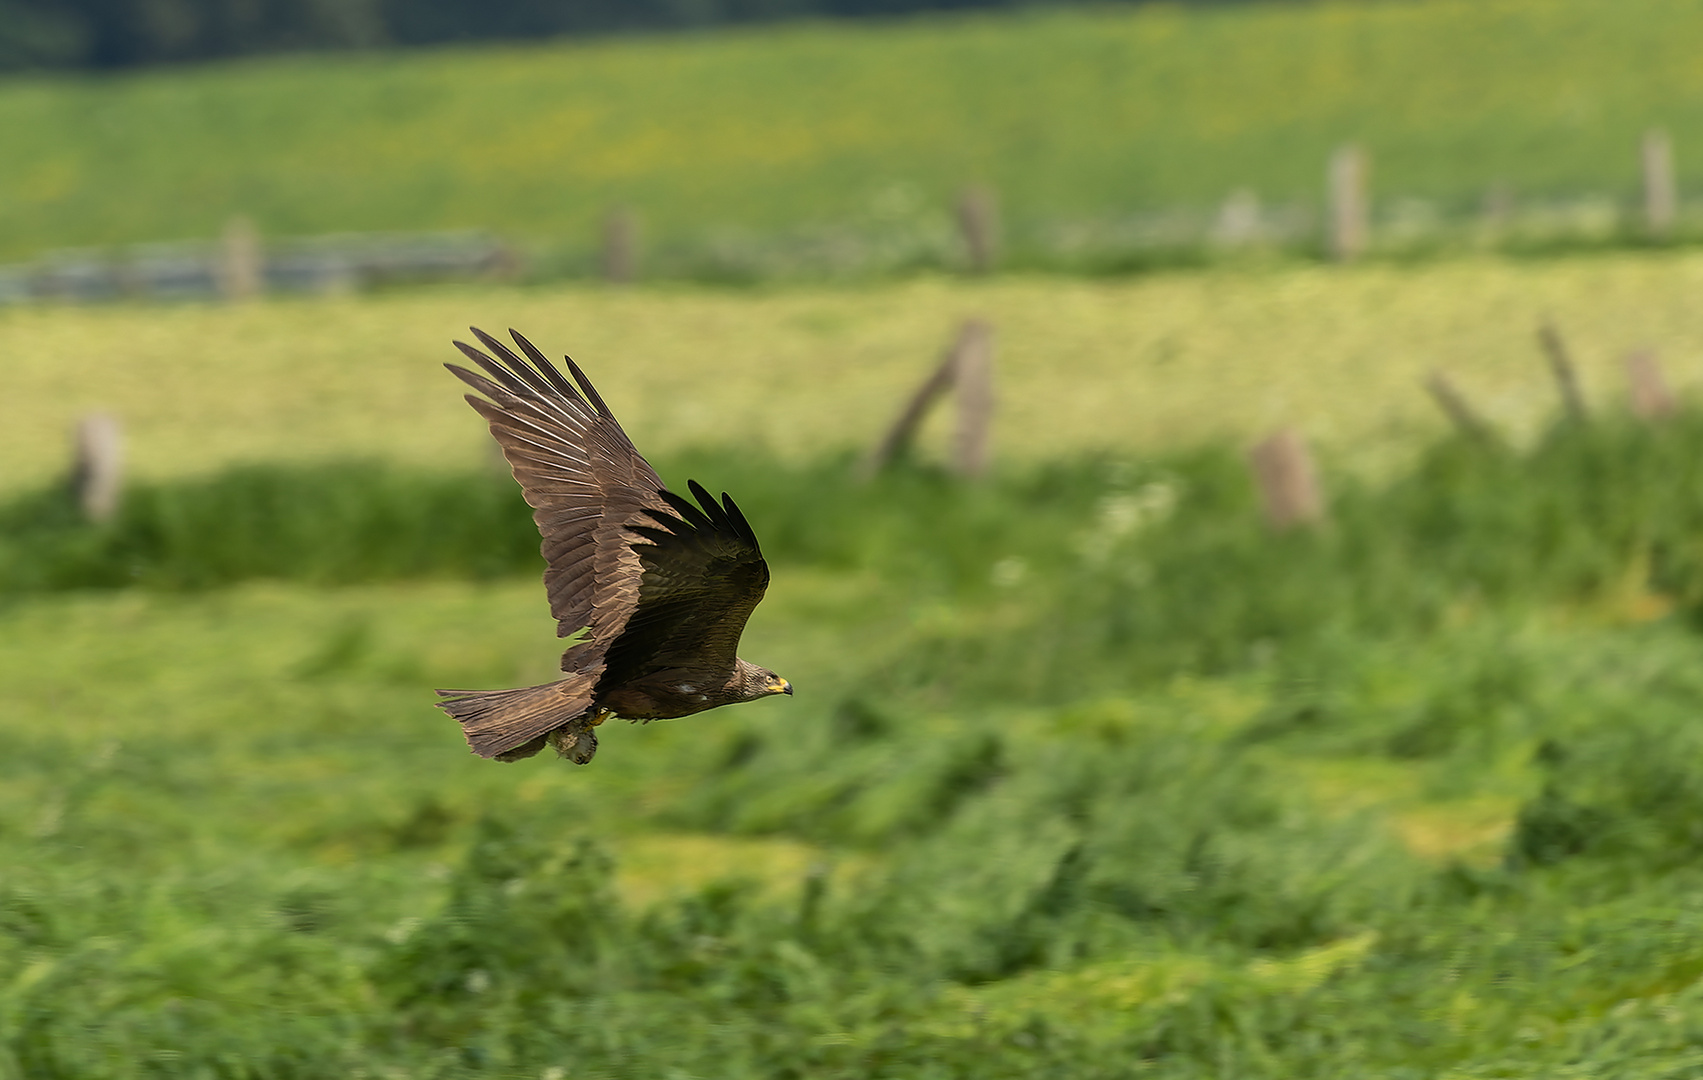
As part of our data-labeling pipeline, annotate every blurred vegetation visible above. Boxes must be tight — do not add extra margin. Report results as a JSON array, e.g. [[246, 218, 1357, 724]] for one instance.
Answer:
[[7, 412, 1703, 1073], [0, 0, 1164, 71], [3, 0, 1703, 264], [0, 461, 541, 590], [8, 414, 1703, 680]]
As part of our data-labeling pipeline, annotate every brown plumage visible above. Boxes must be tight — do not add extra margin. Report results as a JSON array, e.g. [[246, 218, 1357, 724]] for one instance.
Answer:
[[435, 328, 791, 764]]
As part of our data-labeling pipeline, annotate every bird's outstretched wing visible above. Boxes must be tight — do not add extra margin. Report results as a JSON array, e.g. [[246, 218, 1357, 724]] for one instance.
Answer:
[[447, 328, 668, 674], [446, 328, 771, 694], [606, 480, 770, 686]]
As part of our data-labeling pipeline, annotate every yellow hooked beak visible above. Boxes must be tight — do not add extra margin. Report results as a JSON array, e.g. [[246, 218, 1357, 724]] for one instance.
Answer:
[[769, 677, 793, 696]]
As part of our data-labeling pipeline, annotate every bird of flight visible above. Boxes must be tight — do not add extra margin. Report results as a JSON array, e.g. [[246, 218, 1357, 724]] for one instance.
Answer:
[[436, 328, 792, 764]]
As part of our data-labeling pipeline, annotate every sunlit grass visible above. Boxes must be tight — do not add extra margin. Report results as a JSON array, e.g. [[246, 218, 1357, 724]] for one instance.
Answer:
[[8, 251, 1703, 492]]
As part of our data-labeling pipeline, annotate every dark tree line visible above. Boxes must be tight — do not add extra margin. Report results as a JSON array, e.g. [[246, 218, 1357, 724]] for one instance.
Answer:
[[0, 0, 1232, 71]]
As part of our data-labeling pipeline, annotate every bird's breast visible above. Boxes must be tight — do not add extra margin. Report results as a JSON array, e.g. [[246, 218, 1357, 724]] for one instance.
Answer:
[[598, 675, 731, 720]]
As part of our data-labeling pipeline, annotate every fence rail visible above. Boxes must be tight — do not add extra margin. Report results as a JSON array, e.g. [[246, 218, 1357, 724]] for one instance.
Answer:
[[0, 230, 515, 305], [0, 135, 1696, 302]]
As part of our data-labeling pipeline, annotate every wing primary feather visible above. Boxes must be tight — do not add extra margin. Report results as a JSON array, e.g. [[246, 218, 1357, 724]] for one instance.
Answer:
[[471, 327, 558, 401], [658, 489, 715, 532], [455, 344, 593, 436], [627, 524, 677, 547], [508, 329, 583, 401], [687, 479, 731, 530], [464, 398, 592, 458], [633, 506, 691, 537], [453, 342, 537, 398], [563, 357, 613, 419], [722, 492, 761, 551], [446, 362, 508, 400], [470, 326, 531, 372]]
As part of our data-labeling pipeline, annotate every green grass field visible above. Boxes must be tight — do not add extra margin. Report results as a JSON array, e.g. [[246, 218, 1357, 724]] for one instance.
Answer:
[[2, 0, 1702, 263]]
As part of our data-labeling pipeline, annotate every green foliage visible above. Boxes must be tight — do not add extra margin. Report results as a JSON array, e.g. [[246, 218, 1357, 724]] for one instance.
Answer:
[[11, 417, 1703, 1073], [1511, 687, 1703, 871], [0, 460, 541, 590], [11, 413, 1703, 696]]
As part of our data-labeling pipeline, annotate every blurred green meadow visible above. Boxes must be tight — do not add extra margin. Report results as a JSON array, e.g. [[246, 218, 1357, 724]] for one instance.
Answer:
[[12, 401, 1703, 1074], [3, 0, 1703, 264]]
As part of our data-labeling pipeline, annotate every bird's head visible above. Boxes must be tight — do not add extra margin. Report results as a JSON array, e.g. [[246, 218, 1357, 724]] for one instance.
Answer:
[[736, 660, 793, 701]]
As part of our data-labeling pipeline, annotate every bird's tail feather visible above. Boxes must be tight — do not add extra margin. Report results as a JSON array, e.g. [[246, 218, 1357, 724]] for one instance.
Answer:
[[436, 676, 596, 761]]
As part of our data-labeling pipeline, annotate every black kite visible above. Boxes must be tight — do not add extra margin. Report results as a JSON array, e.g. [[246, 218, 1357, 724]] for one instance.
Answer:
[[436, 328, 791, 764]]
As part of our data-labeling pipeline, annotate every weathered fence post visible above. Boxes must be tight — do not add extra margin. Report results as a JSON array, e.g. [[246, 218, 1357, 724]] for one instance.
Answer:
[[1212, 189, 1263, 247], [861, 319, 996, 479], [72, 413, 123, 523], [217, 215, 263, 301], [1538, 321, 1589, 423], [1642, 129, 1677, 241], [485, 242, 524, 283], [950, 319, 995, 477], [1327, 144, 1370, 262], [1248, 428, 1324, 531], [1480, 182, 1514, 236], [861, 335, 960, 479], [1424, 370, 1497, 444], [602, 207, 639, 284], [1626, 349, 1678, 420], [957, 186, 1000, 274]]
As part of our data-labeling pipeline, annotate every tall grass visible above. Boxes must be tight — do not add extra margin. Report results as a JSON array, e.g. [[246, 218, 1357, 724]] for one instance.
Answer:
[[8, 589, 1703, 1075], [8, 417, 1703, 1073]]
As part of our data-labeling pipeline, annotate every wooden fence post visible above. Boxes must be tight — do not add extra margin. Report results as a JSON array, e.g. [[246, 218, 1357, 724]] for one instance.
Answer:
[[861, 319, 995, 479], [485, 242, 524, 283], [72, 413, 123, 523], [1248, 428, 1324, 531], [1642, 129, 1677, 241], [217, 215, 263, 301], [861, 341, 959, 479], [1327, 144, 1369, 262], [957, 186, 1000, 274], [1480, 183, 1514, 235], [1626, 349, 1678, 420], [1424, 371, 1497, 444], [951, 319, 995, 477], [1538, 321, 1589, 423], [602, 207, 639, 284], [1212, 188, 1263, 247]]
